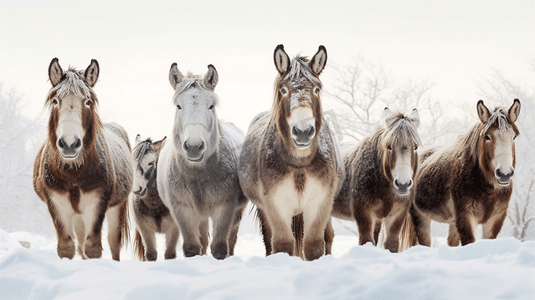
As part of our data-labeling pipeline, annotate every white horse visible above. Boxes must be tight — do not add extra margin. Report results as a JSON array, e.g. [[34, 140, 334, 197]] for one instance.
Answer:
[[157, 63, 247, 259]]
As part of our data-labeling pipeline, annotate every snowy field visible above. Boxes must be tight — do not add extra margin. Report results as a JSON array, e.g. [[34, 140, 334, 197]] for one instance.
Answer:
[[1, 225, 535, 300]]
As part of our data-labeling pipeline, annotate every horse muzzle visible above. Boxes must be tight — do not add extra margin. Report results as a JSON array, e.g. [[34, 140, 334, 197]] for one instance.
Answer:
[[57, 136, 82, 159], [495, 168, 514, 186], [393, 179, 413, 195], [183, 140, 206, 162], [291, 125, 315, 149]]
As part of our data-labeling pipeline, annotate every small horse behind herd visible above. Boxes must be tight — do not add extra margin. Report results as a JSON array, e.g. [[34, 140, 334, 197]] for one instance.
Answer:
[[32, 46, 522, 262]]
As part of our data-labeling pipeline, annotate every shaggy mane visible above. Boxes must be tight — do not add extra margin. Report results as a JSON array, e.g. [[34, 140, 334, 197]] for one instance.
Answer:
[[45, 67, 98, 107]]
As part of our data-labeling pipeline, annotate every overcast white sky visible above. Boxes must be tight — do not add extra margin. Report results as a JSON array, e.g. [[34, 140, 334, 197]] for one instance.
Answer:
[[1, 0, 534, 142]]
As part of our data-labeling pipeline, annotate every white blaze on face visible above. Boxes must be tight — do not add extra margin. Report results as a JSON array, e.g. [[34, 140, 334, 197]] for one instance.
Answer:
[[56, 94, 84, 156], [392, 149, 414, 194], [491, 130, 515, 182], [289, 106, 316, 153], [289, 107, 315, 133]]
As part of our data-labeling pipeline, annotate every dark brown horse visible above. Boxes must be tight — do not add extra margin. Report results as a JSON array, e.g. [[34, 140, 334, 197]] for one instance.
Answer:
[[132, 135, 180, 261], [330, 108, 421, 252], [402, 99, 521, 248], [33, 58, 132, 260], [239, 45, 345, 261]]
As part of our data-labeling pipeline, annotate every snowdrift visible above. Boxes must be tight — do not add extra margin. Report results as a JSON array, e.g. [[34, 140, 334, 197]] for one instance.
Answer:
[[1, 229, 535, 300]]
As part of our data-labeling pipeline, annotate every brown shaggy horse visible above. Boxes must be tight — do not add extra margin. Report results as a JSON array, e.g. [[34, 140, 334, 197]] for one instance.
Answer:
[[402, 99, 521, 247], [33, 58, 133, 260], [330, 108, 421, 252], [239, 45, 345, 261], [132, 135, 180, 261]]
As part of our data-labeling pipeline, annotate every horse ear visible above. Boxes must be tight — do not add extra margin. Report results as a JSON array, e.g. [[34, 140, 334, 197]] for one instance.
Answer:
[[309, 45, 327, 75], [48, 57, 64, 87], [203, 64, 219, 91], [135, 134, 142, 145], [508, 99, 521, 123], [273, 44, 290, 75], [84, 59, 100, 87], [477, 100, 491, 123], [153, 136, 167, 153], [383, 107, 395, 127], [409, 108, 420, 128], [169, 63, 184, 90]]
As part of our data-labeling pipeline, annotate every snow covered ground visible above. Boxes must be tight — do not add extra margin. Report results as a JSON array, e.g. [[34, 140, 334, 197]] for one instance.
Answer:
[[1, 225, 535, 300]]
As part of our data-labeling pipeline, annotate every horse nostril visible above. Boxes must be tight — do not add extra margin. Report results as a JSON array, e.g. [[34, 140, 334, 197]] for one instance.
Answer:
[[74, 138, 82, 149], [307, 126, 316, 138], [57, 138, 65, 150], [292, 126, 298, 136], [199, 141, 205, 151], [394, 179, 399, 187], [183, 141, 189, 151]]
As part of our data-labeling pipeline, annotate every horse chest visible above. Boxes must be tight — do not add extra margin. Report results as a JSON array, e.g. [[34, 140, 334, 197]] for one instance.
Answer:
[[269, 173, 328, 216], [49, 189, 102, 215]]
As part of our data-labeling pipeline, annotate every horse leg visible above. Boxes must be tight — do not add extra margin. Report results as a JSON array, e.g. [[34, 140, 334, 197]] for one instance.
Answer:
[[447, 223, 460, 246], [137, 223, 158, 261], [164, 218, 180, 260], [324, 218, 334, 255], [373, 220, 382, 246], [105, 200, 128, 261], [228, 204, 246, 256], [302, 200, 332, 261], [383, 209, 408, 253], [263, 201, 295, 256], [353, 202, 375, 246], [199, 219, 209, 255], [73, 216, 86, 258], [411, 204, 432, 247], [47, 198, 77, 259], [211, 204, 239, 260], [482, 211, 507, 239], [257, 208, 273, 256], [172, 204, 202, 257], [455, 210, 478, 246]]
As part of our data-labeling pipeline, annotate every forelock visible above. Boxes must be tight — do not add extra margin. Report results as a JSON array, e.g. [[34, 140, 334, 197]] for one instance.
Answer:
[[383, 113, 422, 147], [481, 107, 513, 136], [282, 56, 321, 87], [133, 138, 153, 162]]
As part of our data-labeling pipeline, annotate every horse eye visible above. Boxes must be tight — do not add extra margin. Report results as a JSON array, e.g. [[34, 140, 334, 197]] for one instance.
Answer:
[[177, 104, 182, 110], [52, 99, 58, 105], [280, 88, 288, 95], [148, 162, 154, 166], [85, 100, 92, 106], [209, 105, 214, 110], [485, 135, 491, 141], [414, 146, 418, 151], [513, 135, 517, 140], [387, 145, 392, 151], [314, 87, 320, 94]]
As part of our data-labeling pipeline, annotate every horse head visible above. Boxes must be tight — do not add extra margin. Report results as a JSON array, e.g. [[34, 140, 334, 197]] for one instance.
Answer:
[[46, 58, 101, 166], [382, 108, 421, 196], [132, 135, 166, 197], [168, 63, 220, 165], [476, 99, 520, 187], [272, 45, 327, 159]]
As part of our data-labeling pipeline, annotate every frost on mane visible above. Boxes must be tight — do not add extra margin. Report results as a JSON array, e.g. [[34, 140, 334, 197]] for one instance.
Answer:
[[482, 107, 513, 137], [55, 69, 93, 99], [282, 57, 322, 111]]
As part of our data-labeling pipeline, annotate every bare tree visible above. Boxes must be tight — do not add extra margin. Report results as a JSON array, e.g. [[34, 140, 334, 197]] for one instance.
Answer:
[[0, 83, 53, 236], [324, 56, 460, 147]]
